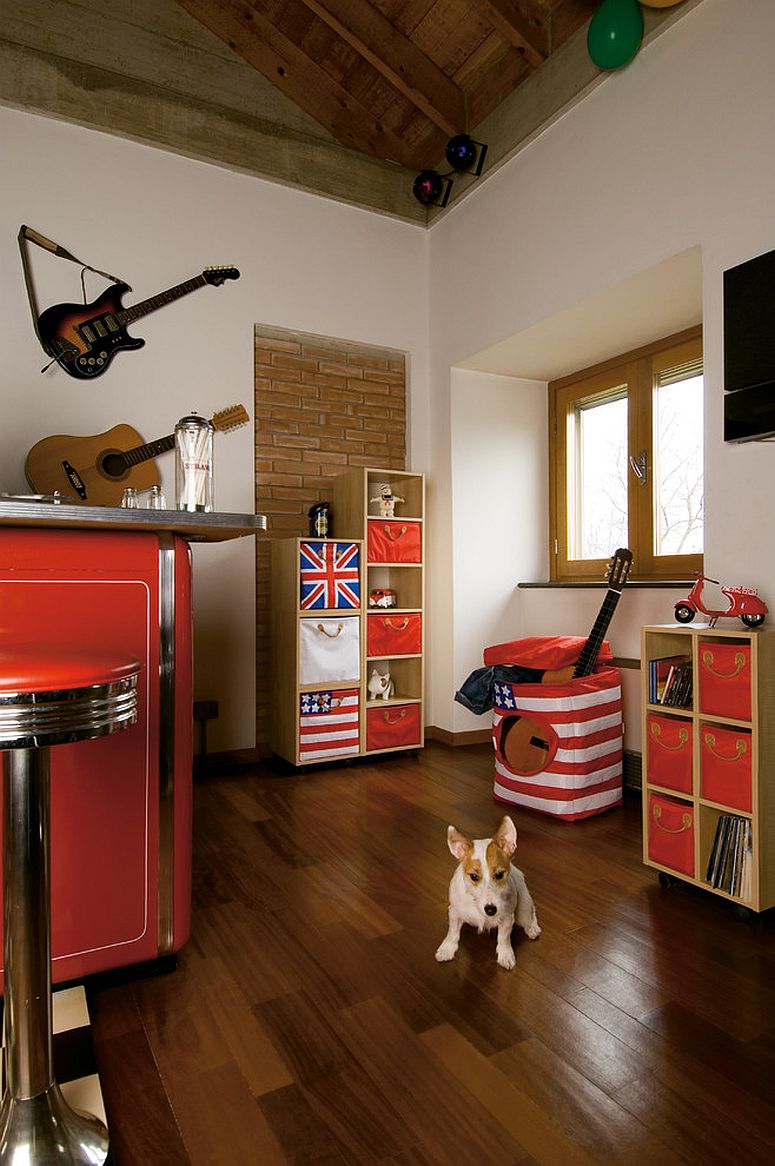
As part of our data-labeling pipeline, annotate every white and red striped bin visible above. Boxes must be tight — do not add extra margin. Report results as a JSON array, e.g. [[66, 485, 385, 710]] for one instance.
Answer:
[[487, 636, 624, 821]]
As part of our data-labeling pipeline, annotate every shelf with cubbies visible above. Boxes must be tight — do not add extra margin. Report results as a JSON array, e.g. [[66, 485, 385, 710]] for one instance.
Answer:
[[333, 467, 425, 755], [269, 536, 365, 767], [641, 623, 775, 914]]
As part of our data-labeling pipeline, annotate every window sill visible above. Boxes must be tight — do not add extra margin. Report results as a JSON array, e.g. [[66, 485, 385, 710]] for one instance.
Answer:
[[518, 580, 693, 589]]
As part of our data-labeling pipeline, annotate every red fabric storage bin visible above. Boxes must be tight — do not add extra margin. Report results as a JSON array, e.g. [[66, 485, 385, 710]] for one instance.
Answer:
[[700, 724, 752, 812], [367, 612, 421, 657], [647, 793, 694, 876], [366, 702, 421, 750], [646, 714, 693, 793], [367, 519, 421, 564], [698, 640, 751, 720]]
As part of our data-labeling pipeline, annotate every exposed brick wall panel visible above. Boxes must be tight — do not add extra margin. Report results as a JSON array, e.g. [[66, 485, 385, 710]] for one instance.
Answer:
[[254, 325, 407, 751]]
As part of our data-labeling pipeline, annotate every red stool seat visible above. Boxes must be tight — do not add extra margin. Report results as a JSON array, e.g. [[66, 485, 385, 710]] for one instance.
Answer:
[[0, 646, 141, 694]]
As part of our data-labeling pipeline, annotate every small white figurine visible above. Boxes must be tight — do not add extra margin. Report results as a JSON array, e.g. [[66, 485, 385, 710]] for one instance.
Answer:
[[368, 668, 395, 701], [371, 483, 405, 518]]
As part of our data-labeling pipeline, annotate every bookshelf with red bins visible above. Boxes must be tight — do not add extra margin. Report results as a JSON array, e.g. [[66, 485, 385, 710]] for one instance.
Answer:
[[642, 623, 775, 915]]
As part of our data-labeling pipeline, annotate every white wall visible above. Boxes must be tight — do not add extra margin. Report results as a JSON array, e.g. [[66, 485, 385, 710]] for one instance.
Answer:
[[426, 0, 775, 736], [450, 369, 546, 732], [0, 108, 429, 751]]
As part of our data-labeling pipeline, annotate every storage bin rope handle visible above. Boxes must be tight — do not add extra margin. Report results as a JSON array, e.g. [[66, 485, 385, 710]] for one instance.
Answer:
[[383, 618, 410, 631], [703, 732, 747, 762], [384, 524, 408, 542], [701, 649, 747, 679], [652, 803, 692, 832], [316, 622, 344, 638], [382, 709, 407, 725], [650, 723, 689, 750]]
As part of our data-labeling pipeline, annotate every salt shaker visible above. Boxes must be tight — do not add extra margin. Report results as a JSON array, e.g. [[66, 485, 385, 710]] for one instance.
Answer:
[[120, 487, 139, 509], [175, 413, 214, 512]]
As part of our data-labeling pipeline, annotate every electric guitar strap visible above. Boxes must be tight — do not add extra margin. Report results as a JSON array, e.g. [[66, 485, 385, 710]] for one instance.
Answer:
[[17, 225, 128, 371]]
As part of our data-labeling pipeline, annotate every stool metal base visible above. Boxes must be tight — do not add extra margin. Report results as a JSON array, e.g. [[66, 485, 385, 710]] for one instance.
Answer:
[[0, 1082, 108, 1165]]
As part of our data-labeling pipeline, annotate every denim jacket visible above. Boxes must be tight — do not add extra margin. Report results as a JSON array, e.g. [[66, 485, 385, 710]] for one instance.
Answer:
[[454, 664, 542, 716]]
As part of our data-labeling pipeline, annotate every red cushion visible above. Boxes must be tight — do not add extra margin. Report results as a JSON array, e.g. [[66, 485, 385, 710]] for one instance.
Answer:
[[0, 647, 141, 694]]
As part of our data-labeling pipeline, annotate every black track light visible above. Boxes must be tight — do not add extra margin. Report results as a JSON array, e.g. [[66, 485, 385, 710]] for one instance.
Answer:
[[412, 136, 488, 207], [445, 134, 488, 176], [412, 169, 452, 208]]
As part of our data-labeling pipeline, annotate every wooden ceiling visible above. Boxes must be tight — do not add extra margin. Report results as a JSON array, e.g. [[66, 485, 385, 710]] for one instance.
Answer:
[[1, 1, 703, 221], [172, 0, 597, 173]]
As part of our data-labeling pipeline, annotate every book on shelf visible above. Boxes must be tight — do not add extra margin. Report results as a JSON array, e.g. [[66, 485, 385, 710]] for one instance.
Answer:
[[649, 654, 692, 706], [705, 813, 751, 896]]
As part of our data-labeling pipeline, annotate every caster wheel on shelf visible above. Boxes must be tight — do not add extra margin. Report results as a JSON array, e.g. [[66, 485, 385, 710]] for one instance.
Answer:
[[732, 904, 756, 924], [658, 872, 677, 889]]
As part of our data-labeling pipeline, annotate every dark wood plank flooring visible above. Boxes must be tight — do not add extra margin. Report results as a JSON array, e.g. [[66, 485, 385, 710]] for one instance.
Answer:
[[88, 742, 775, 1165]]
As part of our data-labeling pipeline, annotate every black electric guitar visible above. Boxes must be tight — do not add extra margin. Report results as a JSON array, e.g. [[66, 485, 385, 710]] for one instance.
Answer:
[[25, 404, 249, 506], [500, 547, 633, 775], [37, 266, 240, 379]]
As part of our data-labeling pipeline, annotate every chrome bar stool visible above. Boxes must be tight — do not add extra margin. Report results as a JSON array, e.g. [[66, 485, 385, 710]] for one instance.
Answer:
[[0, 646, 141, 1166]]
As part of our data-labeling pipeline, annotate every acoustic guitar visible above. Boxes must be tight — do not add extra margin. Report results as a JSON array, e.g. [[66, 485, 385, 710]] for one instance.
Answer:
[[24, 404, 249, 507], [499, 547, 633, 775], [37, 266, 240, 379]]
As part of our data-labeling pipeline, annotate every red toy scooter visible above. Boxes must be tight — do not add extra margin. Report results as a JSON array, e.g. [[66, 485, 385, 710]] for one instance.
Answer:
[[674, 574, 768, 628]]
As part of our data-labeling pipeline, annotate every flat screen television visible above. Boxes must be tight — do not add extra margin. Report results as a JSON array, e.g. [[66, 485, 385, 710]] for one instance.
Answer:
[[724, 247, 775, 441]]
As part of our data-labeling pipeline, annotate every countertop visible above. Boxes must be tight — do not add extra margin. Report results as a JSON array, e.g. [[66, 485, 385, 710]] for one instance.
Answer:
[[0, 497, 267, 542]]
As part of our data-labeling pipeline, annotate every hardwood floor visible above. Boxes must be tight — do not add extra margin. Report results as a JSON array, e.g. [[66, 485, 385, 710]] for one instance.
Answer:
[[88, 742, 775, 1165]]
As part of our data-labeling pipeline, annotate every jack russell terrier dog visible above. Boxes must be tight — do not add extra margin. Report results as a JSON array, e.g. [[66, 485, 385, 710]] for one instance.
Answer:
[[435, 814, 540, 970]]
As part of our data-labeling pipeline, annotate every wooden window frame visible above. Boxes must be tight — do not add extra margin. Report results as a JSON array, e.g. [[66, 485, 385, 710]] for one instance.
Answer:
[[549, 326, 703, 582]]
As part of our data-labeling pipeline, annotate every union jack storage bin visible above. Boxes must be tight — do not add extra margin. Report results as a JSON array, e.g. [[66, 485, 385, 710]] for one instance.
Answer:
[[299, 541, 360, 610], [487, 635, 624, 821]]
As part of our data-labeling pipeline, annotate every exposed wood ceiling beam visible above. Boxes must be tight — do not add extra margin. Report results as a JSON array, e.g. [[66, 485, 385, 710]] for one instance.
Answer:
[[472, 0, 548, 70], [300, 0, 466, 138], [173, 0, 417, 167]]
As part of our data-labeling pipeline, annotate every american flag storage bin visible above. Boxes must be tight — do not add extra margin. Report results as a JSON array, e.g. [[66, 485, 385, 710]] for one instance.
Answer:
[[487, 637, 623, 821], [299, 541, 360, 610], [299, 688, 360, 762]]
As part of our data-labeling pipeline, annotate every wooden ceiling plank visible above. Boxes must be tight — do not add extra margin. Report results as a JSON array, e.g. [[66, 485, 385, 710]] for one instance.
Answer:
[[173, 0, 416, 166], [471, 0, 547, 70], [299, 0, 466, 136]]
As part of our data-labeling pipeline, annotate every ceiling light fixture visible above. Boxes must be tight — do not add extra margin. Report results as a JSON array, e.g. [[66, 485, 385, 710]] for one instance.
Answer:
[[412, 169, 452, 208], [412, 135, 489, 208]]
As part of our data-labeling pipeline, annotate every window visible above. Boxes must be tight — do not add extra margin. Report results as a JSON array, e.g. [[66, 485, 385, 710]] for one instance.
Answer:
[[549, 327, 703, 581]]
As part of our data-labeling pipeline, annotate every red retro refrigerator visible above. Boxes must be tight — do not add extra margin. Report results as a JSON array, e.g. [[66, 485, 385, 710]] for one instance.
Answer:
[[0, 526, 193, 986]]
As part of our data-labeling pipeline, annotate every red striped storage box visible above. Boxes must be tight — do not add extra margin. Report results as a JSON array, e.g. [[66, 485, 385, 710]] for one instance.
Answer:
[[487, 637, 623, 820], [298, 688, 360, 762]]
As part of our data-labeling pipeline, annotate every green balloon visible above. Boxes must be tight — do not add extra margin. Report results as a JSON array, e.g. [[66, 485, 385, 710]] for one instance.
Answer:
[[587, 0, 644, 70]]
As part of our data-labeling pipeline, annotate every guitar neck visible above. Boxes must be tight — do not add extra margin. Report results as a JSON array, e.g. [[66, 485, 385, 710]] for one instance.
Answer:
[[121, 434, 175, 468], [118, 275, 207, 325], [573, 589, 622, 678]]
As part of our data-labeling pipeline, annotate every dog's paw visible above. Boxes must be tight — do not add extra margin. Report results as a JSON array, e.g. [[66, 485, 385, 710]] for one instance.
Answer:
[[435, 940, 458, 962], [525, 921, 541, 940], [496, 946, 516, 971]]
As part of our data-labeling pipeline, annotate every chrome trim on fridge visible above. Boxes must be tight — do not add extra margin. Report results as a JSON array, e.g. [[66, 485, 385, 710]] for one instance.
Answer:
[[157, 533, 176, 954]]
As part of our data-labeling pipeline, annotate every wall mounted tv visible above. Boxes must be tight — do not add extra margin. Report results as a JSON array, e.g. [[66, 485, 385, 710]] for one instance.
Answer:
[[724, 247, 775, 441]]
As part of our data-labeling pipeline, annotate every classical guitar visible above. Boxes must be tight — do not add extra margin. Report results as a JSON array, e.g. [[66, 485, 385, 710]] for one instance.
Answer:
[[24, 404, 249, 507], [37, 266, 240, 379], [500, 547, 633, 775]]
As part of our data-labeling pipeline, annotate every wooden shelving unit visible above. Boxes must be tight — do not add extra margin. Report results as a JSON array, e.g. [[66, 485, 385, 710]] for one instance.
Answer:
[[269, 467, 425, 767], [641, 623, 775, 915], [333, 466, 425, 757]]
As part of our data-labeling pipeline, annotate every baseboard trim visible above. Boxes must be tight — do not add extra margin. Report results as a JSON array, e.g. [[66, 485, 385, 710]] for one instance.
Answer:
[[424, 726, 491, 746]]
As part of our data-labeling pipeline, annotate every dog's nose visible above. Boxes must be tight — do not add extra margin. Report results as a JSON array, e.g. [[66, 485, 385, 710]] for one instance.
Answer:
[[484, 903, 497, 916]]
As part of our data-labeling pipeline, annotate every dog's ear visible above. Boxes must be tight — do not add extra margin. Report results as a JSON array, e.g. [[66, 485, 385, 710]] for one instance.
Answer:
[[447, 825, 472, 862], [494, 815, 517, 857]]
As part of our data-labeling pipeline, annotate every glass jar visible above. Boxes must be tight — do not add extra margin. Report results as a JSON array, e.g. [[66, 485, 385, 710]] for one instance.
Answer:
[[175, 414, 214, 512]]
